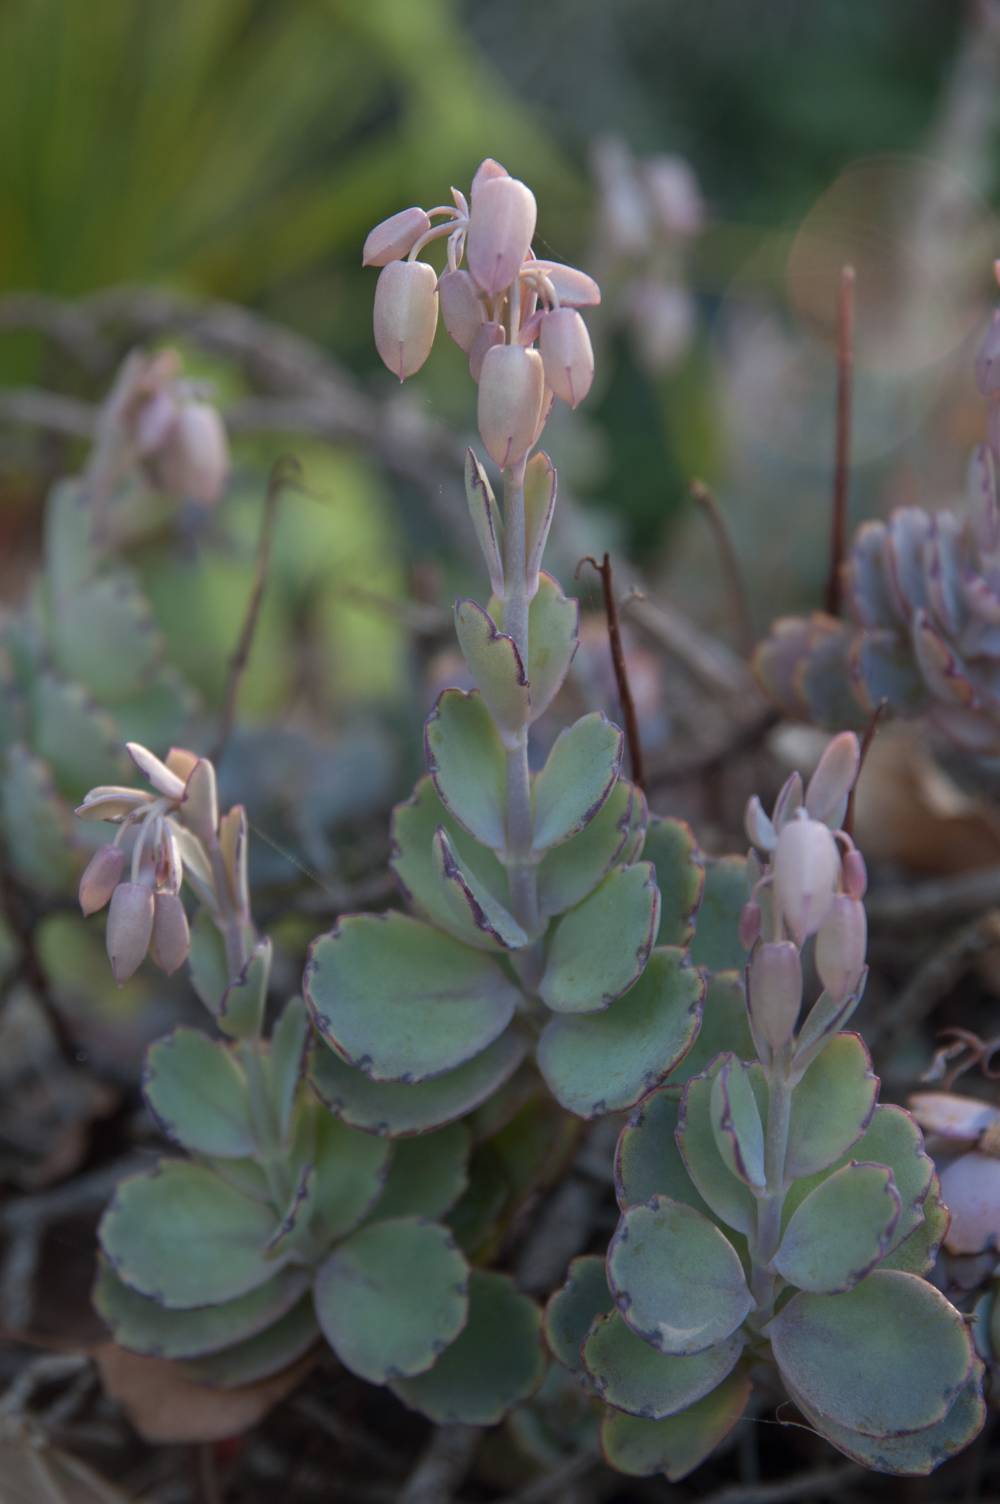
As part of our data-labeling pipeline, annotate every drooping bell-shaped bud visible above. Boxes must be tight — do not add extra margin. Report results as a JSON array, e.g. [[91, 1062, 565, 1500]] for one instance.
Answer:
[[841, 847, 868, 900], [527, 260, 601, 308], [477, 346, 545, 470], [814, 894, 867, 1002], [106, 881, 155, 984], [772, 813, 840, 945], [747, 941, 803, 1057], [79, 844, 127, 916], [538, 308, 594, 409], [362, 206, 431, 268], [438, 269, 485, 353], [150, 891, 191, 975], [975, 310, 1000, 396], [805, 732, 860, 829], [469, 321, 505, 382], [373, 260, 439, 381], [470, 158, 510, 200], [148, 403, 229, 506], [744, 795, 776, 853], [133, 388, 178, 457], [466, 176, 537, 298]]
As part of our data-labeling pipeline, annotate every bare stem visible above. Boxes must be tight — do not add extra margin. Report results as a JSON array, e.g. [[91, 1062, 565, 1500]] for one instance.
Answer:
[[501, 458, 539, 935], [824, 265, 855, 617], [749, 1063, 792, 1316], [577, 552, 645, 789]]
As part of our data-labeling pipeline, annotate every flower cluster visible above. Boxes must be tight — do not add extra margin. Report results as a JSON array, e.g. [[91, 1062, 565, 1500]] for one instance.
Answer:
[[364, 159, 600, 470]]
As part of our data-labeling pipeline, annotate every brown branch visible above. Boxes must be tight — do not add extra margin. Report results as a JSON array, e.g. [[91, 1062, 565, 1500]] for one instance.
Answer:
[[842, 698, 884, 840], [690, 479, 754, 657], [575, 554, 645, 789], [824, 265, 855, 617], [211, 456, 302, 764]]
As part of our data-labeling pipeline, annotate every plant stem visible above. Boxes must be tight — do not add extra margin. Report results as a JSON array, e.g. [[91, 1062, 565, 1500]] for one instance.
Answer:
[[749, 1064, 792, 1315], [501, 458, 539, 936]]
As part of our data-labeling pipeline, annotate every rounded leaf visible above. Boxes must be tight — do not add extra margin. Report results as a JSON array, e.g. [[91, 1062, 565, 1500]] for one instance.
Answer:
[[454, 599, 530, 739], [583, 1311, 744, 1420], [786, 1033, 876, 1178], [425, 689, 507, 850], [539, 863, 660, 1015], [688, 857, 750, 972], [643, 817, 705, 948], [432, 827, 527, 950], [615, 1087, 711, 1216], [710, 1058, 766, 1189], [774, 1162, 901, 1293], [181, 1297, 319, 1388], [601, 1367, 752, 1481], [537, 778, 635, 919], [531, 712, 623, 851], [670, 972, 754, 1086], [300, 1107, 392, 1242], [544, 1254, 613, 1372], [143, 1028, 255, 1159], [372, 1123, 470, 1221], [677, 1059, 759, 1235]]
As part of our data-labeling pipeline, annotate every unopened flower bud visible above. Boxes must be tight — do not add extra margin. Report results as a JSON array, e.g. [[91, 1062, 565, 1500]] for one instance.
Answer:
[[805, 732, 860, 829], [106, 882, 155, 984], [148, 403, 229, 506], [739, 900, 762, 949], [772, 813, 840, 945], [470, 158, 510, 199], [477, 345, 545, 469], [150, 891, 191, 975], [466, 176, 537, 297], [528, 260, 601, 309], [469, 321, 505, 382], [373, 260, 439, 381], [841, 847, 868, 899], [747, 941, 802, 1055], [815, 895, 867, 1002], [744, 795, 776, 853], [362, 206, 431, 268], [976, 310, 1000, 396], [538, 308, 594, 409], [133, 388, 178, 456], [629, 283, 694, 373], [79, 844, 126, 916], [438, 269, 485, 353]]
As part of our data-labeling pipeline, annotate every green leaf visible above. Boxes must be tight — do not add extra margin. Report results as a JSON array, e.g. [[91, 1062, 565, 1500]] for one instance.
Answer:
[[44, 480, 95, 599], [615, 1087, 710, 1216], [112, 665, 197, 750], [543, 1255, 613, 1373], [608, 1196, 752, 1356], [454, 599, 530, 739], [525, 572, 578, 721], [769, 1271, 974, 1437], [218, 936, 272, 1041], [774, 1163, 901, 1293], [879, 1176, 948, 1274], [432, 827, 528, 950], [539, 863, 660, 1015], [787, 1366, 985, 1476], [269, 996, 310, 1142], [308, 1029, 527, 1137], [786, 1033, 877, 1178], [372, 1123, 470, 1221], [464, 449, 504, 596], [392, 1270, 544, 1424], [537, 948, 703, 1117], [199, 1156, 272, 1204], [143, 1028, 255, 1159], [531, 713, 623, 851], [188, 910, 229, 1017], [524, 451, 557, 587], [643, 817, 705, 948], [855, 631, 928, 717], [305, 912, 519, 1083], [299, 1105, 392, 1241], [583, 1311, 745, 1420], [93, 1257, 310, 1361], [181, 1296, 320, 1388], [314, 1217, 468, 1384], [2, 743, 76, 894], [670, 972, 754, 1086], [710, 1058, 766, 1189], [50, 573, 161, 701], [601, 1367, 752, 1480], [536, 778, 635, 919], [425, 689, 507, 849], [99, 1162, 280, 1309], [32, 673, 123, 797], [677, 1059, 758, 1235], [689, 857, 749, 972]]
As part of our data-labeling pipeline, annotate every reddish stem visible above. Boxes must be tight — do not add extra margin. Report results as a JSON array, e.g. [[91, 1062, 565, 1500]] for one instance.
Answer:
[[576, 553, 645, 790]]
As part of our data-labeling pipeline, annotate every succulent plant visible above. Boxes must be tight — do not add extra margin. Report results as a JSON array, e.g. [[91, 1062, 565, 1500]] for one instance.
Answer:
[[755, 276, 1000, 752], [546, 735, 985, 1480]]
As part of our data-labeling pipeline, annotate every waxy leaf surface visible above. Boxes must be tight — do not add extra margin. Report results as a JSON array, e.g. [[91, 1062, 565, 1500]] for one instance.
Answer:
[[601, 1367, 752, 1480], [774, 1162, 900, 1293], [425, 689, 507, 849], [143, 1028, 255, 1159], [539, 863, 659, 1014], [583, 1311, 744, 1420], [531, 712, 622, 851]]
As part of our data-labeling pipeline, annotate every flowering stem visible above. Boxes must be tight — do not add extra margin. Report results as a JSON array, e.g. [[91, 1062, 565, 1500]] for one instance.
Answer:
[[749, 1062, 792, 1317], [501, 457, 539, 936]]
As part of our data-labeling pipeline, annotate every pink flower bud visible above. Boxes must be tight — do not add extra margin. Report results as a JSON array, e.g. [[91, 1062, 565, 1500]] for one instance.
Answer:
[[469, 321, 505, 382], [805, 732, 860, 828], [815, 895, 867, 1002], [466, 176, 537, 297], [150, 891, 191, 975], [106, 882, 155, 984], [643, 156, 704, 238], [772, 813, 840, 945], [148, 403, 229, 505], [133, 388, 178, 456], [373, 260, 439, 381], [470, 158, 510, 200], [362, 206, 431, 267], [744, 795, 776, 853], [528, 260, 601, 308], [747, 941, 802, 1055], [628, 283, 694, 374], [79, 844, 126, 916], [841, 847, 868, 899], [477, 346, 545, 470], [538, 308, 594, 409], [438, 269, 485, 353], [739, 900, 762, 949], [975, 310, 1000, 396]]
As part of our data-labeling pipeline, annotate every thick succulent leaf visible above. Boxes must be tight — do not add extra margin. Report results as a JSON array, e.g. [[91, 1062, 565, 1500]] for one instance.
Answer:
[[786, 1033, 876, 1178], [2, 743, 77, 894], [464, 449, 504, 596], [769, 1271, 974, 1437], [187, 910, 229, 1017], [608, 1196, 752, 1356], [298, 1105, 392, 1241], [308, 1029, 527, 1136], [50, 574, 161, 701], [525, 572, 579, 720], [200, 1156, 272, 1204], [93, 1258, 310, 1361], [143, 1028, 255, 1159], [425, 689, 507, 849], [314, 1217, 468, 1384], [304, 912, 519, 1082], [787, 1366, 985, 1476], [853, 631, 927, 716], [392, 1270, 544, 1424], [774, 1163, 900, 1293], [33, 673, 122, 796], [800, 623, 868, 729], [710, 1058, 766, 1189], [218, 937, 272, 1042], [670, 972, 753, 1086], [538, 863, 659, 1014], [181, 1297, 320, 1388], [390, 775, 510, 948], [688, 857, 749, 972], [536, 778, 634, 919], [531, 714, 623, 852], [371, 1123, 470, 1221], [847, 521, 899, 628], [524, 451, 557, 588], [543, 1255, 613, 1372], [454, 599, 530, 738], [601, 1367, 752, 1481], [99, 1162, 280, 1309], [269, 996, 310, 1142], [537, 948, 703, 1117], [112, 665, 196, 751], [583, 1311, 744, 1420], [432, 827, 527, 950], [44, 479, 95, 598], [615, 1088, 712, 1216], [677, 1060, 758, 1235], [619, 785, 650, 864], [879, 1177, 948, 1275], [643, 817, 704, 948]]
